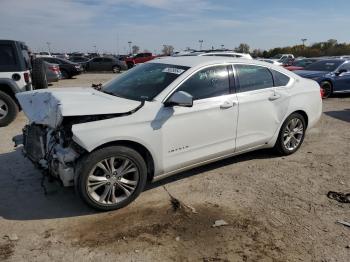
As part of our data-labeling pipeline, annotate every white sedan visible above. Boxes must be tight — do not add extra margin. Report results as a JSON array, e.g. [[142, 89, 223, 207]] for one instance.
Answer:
[[16, 56, 322, 211]]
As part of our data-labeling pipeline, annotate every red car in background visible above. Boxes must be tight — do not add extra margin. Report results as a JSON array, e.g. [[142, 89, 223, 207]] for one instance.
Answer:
[[124, 52, 157, 69], [285, 58, 319, 71]]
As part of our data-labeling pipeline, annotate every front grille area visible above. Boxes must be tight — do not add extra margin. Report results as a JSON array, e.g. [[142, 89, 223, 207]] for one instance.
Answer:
[[23, 124, 46, 163]]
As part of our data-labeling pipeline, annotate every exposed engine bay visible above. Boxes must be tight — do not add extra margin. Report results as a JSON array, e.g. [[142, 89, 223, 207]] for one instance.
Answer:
[[20, 122, 82, 186]]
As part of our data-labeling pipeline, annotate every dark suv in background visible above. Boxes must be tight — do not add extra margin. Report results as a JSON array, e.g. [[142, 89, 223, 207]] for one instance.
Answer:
[[40, 57, 82, 79]]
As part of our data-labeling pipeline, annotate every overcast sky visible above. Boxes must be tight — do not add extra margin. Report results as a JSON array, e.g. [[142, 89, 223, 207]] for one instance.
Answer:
[[1, 0, 349, 54]]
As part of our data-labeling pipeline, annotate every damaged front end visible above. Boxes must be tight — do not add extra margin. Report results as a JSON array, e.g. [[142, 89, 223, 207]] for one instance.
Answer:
[[13, 88, 144, 187], [15, 123, 82, 186]]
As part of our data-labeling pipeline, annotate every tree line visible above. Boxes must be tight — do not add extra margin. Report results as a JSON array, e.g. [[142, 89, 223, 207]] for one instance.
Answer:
[[246, 39, 350, 58], [131, 39, 350, 58]]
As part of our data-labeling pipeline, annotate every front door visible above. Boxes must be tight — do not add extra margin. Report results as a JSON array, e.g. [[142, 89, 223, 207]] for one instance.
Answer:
[[334, 63, 350, 92], [160, 65, 238, 173]]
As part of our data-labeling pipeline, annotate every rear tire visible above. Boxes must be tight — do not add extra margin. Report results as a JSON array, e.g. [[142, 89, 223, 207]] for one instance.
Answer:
[[76, 146, 147, 211], [32, 59, 48, 89], [274, 113, 306, 155], [61, 70, 70, 79], [320, 81, 332, 98], [0, 91, 19, 127]]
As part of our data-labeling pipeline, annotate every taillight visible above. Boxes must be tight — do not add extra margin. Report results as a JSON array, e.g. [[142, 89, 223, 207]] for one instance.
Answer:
[[49, 66, 60, 73], [320, 87, 325, 98], [24, 72, 30, 83]]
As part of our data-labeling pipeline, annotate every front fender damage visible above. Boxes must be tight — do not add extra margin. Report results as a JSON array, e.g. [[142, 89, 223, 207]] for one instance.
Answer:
[[14, 98, 145, 187]]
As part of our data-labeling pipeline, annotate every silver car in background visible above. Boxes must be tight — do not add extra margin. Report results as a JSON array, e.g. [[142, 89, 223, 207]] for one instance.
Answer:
[[43, 62, 61, 83]]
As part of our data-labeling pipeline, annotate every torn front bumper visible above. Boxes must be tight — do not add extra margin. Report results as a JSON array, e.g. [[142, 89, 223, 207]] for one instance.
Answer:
[[13, 124, 79, 187]]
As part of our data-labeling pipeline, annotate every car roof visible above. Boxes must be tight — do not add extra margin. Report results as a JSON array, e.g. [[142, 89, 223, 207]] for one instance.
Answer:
[[151, 56, 272, 68]]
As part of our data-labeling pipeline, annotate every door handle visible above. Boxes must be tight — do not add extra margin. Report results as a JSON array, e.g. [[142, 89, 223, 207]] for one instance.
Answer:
[[268, 94, 281, 101], [220, 101, 236, 109]]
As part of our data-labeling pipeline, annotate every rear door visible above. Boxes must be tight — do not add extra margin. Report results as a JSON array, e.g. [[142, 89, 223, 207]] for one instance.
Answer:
[[234, 64, 290, 151]]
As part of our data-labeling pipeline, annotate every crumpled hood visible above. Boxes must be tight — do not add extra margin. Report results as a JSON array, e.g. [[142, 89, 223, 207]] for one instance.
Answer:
[[294, 70, 328, 79], [16, 87, 142, 128]]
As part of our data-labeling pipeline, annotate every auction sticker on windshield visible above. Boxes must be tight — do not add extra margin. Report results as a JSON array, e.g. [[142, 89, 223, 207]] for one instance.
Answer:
[[162, 68, 185, 74]]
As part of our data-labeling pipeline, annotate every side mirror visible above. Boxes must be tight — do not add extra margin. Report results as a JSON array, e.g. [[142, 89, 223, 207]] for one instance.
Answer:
[[164, 91, 193, 107], [335, 69, 347, 76]]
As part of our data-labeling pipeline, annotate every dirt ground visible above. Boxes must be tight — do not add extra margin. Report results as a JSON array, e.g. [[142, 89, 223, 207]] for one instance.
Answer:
[[0, 73, 349, 262]]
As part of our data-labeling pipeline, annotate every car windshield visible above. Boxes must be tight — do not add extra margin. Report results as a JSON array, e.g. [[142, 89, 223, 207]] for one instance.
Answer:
[[304, 60, 343, 71], [103, 63, 190, 101]]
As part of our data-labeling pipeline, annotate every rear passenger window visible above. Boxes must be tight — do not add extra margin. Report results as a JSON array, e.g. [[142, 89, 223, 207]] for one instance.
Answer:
[[0, 44, 17, 66], [235, 64, 273, 92], [177, 66, 230, 100], [271, 70, 290, 86]]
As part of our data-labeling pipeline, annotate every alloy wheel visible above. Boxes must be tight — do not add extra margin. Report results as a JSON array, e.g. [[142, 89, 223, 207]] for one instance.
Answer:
[[283, 118, 304, 151], [86, 156, 139, 205]]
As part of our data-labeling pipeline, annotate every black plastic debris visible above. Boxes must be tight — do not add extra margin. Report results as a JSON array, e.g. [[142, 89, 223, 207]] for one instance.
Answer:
[[327, 191, 350, 203]]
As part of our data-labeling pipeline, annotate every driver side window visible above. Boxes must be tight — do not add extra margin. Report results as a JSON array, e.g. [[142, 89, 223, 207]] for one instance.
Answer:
[[176, 66, 230, 100], [339, 63, 350, 71]]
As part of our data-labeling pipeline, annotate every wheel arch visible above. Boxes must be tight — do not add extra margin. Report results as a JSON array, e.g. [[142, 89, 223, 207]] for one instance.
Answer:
[[292, 110, 309, 129], [93, 140, 155, 181], [319, 78, 333, 88]]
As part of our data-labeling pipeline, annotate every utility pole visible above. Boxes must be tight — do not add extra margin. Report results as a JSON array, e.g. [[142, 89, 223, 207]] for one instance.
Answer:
[[301, 38, 307, 47], [116, 33, 119, 55], [199, 40, 203, 51], [128, 41, 132, 55], [93, 45, 97, 53], [46, 42, 51, 54]]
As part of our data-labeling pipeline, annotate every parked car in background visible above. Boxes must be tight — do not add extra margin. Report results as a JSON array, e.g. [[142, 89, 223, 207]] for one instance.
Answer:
[[124, 53, 156, 69], [52, 53, 69, 60], [269, 54, 295, 66], [285, 58, 319, 71], [40, 57, 82, 78], [257, 58, 281, 65], [35, 52, 52, 58], [0, 39, 33, 126], [270, 54, 294, 61], [15, 56, 322, 210], [85, 56, 127, 73], [69, 56, 90, 70], [43, 62, 61, 83], [294, 59, 350, 98]]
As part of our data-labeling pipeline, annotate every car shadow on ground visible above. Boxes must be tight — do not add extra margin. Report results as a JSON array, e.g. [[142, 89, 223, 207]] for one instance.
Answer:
[[324, 108, 350, 123], [0, 148, 278, 221]]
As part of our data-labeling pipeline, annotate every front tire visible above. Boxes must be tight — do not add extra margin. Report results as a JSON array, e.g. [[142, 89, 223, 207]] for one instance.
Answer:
[[112, 65, 121, 73], [77, 146, 147, 211], [0, 91, 19, 127], [274, 113, 306, 155]]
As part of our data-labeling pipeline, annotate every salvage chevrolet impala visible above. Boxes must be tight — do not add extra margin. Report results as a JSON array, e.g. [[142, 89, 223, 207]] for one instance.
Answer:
[[14, 57, 322, 210]]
